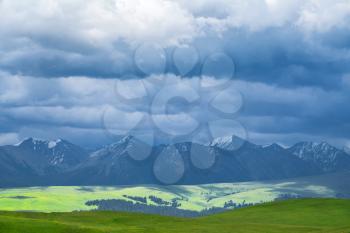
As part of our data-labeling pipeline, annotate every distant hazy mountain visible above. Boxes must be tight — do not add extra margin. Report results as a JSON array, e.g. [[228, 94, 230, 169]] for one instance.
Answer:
[[66, 136, 156, 185], [0, 147, 38, 187], [2, 138, 88, 175], [288, 142, 350, 172], [0, 136, 350, 187]]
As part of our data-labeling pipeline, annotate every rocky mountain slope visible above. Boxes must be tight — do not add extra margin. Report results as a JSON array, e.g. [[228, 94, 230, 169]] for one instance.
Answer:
[[1, 136, 350, 187]]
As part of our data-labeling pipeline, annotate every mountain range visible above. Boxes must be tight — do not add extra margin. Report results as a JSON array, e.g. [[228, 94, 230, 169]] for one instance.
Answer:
[[1, 136, 350, 187]]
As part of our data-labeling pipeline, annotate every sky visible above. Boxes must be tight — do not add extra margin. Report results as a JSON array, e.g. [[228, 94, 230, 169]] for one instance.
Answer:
[[1, 0, 350, 148]]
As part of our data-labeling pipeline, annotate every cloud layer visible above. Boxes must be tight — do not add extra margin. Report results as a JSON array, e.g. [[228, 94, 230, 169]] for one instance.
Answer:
[[0, 0, 350, 148]]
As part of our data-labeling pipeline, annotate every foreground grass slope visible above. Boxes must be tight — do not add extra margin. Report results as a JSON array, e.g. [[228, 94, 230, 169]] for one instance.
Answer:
[[0, 199, 349, 233]]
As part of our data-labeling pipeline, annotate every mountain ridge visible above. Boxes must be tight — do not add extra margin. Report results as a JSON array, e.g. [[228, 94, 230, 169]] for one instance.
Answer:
[[0, 135, 349, 187]]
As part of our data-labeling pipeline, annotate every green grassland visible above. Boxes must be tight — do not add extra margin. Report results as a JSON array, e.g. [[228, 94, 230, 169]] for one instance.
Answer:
[[0, 198, 349, 233], [3, 170, 349, 213], [0, 179, 337, 212], [0, 184, 275, 212]]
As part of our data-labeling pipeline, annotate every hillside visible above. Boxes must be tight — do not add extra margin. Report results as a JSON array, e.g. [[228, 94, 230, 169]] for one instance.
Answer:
[[0, 199, 349, 233], [1, 171, 349, 214]]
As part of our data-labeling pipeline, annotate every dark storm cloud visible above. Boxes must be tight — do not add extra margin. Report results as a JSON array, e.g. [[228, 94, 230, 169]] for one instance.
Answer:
[[0, 0, 350, 147]]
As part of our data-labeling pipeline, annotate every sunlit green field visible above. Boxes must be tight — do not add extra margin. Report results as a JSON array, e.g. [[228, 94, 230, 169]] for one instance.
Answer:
[[0, 199, 349, 233], [0, 184, 276, 212], [0, 178, 341, 212]]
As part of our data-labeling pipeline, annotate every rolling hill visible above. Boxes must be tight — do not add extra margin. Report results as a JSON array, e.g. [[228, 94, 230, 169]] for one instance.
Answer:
[[0, 198, 349, 233], [0, 171, 349, 214]]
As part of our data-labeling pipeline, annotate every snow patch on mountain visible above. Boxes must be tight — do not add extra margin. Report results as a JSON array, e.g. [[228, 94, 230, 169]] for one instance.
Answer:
[[50, 153, 65, 165], [288, 141, 350, 172], [48, 139, 62, 149], [90, 136, 132, 158], [16, 138, 63, 150], [210, 135, 247, 151]]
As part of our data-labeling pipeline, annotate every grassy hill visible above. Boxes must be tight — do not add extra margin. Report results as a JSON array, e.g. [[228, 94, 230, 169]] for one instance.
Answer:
[[0, 198, 349, 233], [2, 171, 350, 213]]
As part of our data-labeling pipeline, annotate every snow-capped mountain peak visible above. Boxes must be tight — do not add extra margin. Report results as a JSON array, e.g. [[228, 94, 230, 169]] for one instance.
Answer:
[[15, 137, 43, 146], [89, 135, 152, 160], [12, 138, 88, 168], [90, 136, 133, 158], [288, 141, 350, 172], [210, 135, 247, 151], [16, 137, 63, 149], [291, 141, 337, 158]]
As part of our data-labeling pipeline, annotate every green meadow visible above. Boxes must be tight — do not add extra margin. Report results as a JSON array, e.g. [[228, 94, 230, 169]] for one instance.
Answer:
[[0, 178, 337, 212], [0, 184, 277, 212], [0, 199, 349, 233], [0, 175, 349, 233]]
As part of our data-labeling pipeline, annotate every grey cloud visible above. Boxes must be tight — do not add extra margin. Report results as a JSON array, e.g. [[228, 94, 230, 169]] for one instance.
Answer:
[[1, 73, 349, 147], [1, 0, 350, 147]]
